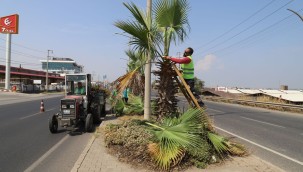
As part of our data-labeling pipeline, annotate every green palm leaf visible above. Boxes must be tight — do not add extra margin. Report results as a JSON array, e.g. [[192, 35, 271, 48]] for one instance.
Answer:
[[207, 132, 229, 156], [154, 0, 190, 54], [146, 108, 206, 169]]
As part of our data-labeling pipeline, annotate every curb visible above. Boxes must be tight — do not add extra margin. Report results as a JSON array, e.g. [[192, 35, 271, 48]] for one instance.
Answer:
[[71, 135, 97, 172]]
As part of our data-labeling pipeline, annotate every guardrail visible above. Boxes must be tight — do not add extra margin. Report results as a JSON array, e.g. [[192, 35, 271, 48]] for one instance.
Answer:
[[204, 96, 303, 113]]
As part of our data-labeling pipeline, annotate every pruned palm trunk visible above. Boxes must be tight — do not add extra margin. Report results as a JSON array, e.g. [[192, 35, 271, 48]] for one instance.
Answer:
[[153, 60, 179, 118]]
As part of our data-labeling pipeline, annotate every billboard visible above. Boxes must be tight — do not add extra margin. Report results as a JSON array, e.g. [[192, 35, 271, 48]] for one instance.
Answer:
[[0, 14, 19, 34]]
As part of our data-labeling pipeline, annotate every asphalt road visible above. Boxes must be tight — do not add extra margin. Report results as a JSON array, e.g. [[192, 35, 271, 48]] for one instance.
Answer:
[[175, 95, 303, 171], [0, 95, 93, 172], [202, 100, 303, 172], [2, 91, 302, 171]]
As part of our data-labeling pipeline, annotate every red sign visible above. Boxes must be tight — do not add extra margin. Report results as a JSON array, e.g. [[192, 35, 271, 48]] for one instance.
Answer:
[[0, 14, 19, 34]]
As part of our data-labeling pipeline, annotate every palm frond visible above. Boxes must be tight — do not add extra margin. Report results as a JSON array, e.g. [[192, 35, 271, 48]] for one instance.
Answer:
[[207, 132, 229, 156], [114, 99, 125, 116], [115, 20, 149, 52], [154, 0, 190, 48], [207, 132, 247, 157], [145, 108, 208, 169], [113, 67, 140, 96], [123, 2, 149, 30], [124, 94, 144, 115], [148, 142, 185, 170]]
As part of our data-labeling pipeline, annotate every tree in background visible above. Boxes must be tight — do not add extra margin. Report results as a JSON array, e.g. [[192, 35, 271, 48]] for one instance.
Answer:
[[194, 77, 205, 95], [125, 50, 145, 96]]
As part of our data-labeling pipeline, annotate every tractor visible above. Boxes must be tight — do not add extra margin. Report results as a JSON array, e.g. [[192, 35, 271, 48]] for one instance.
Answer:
[[49, 73, 106, 133]]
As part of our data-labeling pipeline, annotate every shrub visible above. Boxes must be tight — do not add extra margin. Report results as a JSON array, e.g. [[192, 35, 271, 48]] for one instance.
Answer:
[[104, 119, 157, 169]]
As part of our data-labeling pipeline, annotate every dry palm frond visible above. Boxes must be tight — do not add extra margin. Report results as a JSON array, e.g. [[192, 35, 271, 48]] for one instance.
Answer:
[[128, 72, 144, 96], [226, 141, 247, 156], [207, 132, 247, 157], [113, 67, 140, 97]]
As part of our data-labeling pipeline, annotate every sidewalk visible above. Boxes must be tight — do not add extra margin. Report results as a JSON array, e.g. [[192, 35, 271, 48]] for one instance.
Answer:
[[71, 114, 284, 172]]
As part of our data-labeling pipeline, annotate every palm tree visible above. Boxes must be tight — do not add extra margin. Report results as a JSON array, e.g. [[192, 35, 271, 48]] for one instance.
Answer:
[[125, 49, 146, 74], [115, 0, 190, 118], [153, 0, 190, 118], [115, 2, 161, 119], [125, 50, 145, 96]]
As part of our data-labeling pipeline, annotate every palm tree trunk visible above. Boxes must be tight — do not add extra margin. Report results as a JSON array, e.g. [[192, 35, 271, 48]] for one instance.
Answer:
[[154, 60, 179, 119]]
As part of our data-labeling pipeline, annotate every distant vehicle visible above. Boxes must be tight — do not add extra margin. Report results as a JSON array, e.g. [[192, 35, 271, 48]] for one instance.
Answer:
[[49, 73, 106, 133]]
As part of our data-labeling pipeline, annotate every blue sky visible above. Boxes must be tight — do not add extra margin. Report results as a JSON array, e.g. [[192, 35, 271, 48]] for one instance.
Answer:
[[0, 0, 302, 89]]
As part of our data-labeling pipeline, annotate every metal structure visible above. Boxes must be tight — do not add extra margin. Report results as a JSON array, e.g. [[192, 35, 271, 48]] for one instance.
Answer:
[[49, 73, 106, 133]]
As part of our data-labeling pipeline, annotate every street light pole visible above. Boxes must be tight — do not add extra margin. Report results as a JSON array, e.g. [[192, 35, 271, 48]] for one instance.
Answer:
[[46, 50, 53, 92], [288, 9, 303, 22]]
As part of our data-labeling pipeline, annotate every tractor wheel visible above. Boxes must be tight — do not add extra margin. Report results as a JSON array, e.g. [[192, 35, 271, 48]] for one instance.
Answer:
[[93, 105, 101, 124], [49, 114, 58, 133], [85, 113, 93, 132]]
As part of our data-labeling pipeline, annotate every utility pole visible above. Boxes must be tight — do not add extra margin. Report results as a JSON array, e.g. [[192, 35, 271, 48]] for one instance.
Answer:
[[46, 50, 53, 92], [144, 0, 152, 120]]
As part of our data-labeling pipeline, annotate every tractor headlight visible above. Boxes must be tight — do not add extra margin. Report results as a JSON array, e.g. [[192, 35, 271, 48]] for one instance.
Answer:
[[62, 105, 67, 108]]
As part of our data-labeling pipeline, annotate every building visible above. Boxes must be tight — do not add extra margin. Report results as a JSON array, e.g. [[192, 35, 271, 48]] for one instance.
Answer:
[[40, 57, 83, 76], [0, 64, 63, 92]]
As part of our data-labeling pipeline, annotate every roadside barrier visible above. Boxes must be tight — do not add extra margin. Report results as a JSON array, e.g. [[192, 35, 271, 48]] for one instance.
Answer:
[[204, 96, 303, 113]]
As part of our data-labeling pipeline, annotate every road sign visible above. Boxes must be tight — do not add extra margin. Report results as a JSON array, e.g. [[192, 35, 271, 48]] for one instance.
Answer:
[[0, 14, 19, 34]]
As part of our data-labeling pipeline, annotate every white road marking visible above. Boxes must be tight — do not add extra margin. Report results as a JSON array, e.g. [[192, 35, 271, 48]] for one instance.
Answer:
[[241, 116, 286, 128], [215, 126, 303, 166], [24, 135, 69, 172], [19, 107, 57, 120], [207, 108, 224, 113]]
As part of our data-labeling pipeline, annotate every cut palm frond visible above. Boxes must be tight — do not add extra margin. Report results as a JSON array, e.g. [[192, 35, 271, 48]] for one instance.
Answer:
[[113, 67, 140, 97], [124, 94, 144, 115], [148, 142, 185, 170], [114, 99, 125, 116], [146, 108, 205, 169], [207, 132, 229, 157]]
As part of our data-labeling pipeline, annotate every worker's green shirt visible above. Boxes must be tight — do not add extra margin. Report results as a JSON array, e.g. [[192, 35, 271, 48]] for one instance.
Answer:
[[75, 87, 85, 95], [181, 55, 194, 79]]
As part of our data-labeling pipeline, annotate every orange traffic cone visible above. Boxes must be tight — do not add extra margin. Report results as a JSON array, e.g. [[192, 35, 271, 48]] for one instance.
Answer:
[[40, 100, 45, 112]]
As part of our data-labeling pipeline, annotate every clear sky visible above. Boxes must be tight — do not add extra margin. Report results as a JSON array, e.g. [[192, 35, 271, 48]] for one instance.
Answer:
[[0, 0, 302, 89]]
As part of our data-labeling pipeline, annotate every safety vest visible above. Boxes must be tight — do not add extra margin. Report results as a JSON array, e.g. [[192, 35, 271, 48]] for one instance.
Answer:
[[181, 56, 194, 79]]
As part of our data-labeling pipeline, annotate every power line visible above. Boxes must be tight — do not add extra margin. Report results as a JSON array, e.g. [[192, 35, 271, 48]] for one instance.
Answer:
[[198, 0, 295, 55], [0, 46, 44, 60], [196, 0, 277, 51], [0, 37, 45, 54], [0, 57, 41, 66], [209, 9, 302, 56]]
